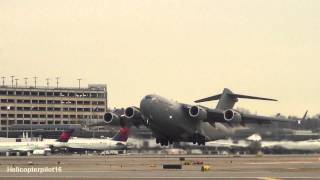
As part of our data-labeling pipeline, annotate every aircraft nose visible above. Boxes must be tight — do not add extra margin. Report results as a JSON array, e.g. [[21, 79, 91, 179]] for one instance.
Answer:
[[140, 95, 155, 113], [141, 95, 152, 107]]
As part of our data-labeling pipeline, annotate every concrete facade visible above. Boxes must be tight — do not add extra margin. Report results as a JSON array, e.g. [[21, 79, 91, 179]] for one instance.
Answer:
[[0, 84, 107, 130]]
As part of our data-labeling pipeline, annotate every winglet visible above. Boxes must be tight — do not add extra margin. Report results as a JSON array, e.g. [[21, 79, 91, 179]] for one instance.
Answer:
[[298, 110, 308, 125], [302, 110, 308, 120]]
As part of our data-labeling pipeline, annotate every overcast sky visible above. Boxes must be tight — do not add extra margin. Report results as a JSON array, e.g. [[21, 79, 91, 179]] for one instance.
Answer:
[[0, 0, 319, 116]]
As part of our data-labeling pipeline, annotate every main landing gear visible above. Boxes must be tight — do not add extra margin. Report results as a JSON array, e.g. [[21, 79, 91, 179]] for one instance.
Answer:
[[156, 137, 174, 146], [192, 134, 206, 145]]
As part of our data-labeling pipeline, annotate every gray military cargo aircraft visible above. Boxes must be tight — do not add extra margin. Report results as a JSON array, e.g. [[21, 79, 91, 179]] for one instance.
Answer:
[[104, 88, 304, 146]]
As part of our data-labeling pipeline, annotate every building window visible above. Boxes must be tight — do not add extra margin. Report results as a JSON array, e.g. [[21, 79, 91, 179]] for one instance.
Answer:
[[98, 93, 105, 98], [8, 99, 14, 103], [23, 91, 31, 96], [39, 92, 45, 96], [77, 101, 84, 105], [47, 92, 53, 96], [32, 114, 38, 118], [0, 91, 6, 95], [24, 100, 31, 103], [98, 101, 105, 105]]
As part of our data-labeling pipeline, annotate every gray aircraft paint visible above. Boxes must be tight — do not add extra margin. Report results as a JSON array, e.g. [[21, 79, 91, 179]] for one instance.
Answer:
[[105, 88, 304, 145]]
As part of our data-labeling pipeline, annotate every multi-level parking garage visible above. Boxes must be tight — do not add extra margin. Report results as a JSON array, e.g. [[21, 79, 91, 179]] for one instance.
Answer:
[[0, 84, 107, 130]]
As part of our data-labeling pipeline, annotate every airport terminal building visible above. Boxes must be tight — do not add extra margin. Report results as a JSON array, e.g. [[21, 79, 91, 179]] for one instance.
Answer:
[[0, 84, 107, 132]]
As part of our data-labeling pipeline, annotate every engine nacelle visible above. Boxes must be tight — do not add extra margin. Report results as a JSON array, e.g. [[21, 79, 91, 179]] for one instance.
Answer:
[[124, 107, 143, 127], [104, 112, 120, 124], [223, 109, 242, 124], [189, 106, 207, 121]]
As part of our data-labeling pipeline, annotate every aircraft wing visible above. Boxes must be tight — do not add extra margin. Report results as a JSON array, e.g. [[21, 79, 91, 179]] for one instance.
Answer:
[[205, 108, 298, 125], [240, 114, 296, 124], [11, 146, 34, 152]]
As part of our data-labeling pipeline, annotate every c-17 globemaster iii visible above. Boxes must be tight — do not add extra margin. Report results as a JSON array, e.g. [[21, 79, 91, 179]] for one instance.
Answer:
[[104, 88, 305, 146]]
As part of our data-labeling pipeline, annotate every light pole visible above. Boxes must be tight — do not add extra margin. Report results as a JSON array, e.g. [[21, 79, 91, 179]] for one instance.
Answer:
[[15, 78, 18, 87], [30, 106, 33, 138], [24, 78, 28, 87], [6, 106, 10, 138], [77, 78, 82, 89], [1, 77, 5, 86], [56, 77, 59, 88], [33, 76, 38, 88], [10, 76, 14, 88], [46, 78, 50, 88]]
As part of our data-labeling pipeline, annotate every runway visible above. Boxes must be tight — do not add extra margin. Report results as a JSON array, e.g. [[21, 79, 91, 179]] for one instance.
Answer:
[[0, 154, 320, 179]]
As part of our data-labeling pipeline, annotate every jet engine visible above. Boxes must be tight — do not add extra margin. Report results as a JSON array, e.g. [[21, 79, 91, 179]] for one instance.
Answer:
[[104, 112, 120, 124], [124, 107, 144, 127], [189, 106, 207, 121], [223, 109, 242, 124]]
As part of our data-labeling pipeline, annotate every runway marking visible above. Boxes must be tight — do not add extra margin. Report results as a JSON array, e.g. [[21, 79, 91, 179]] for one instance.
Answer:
[[257, 177, 283, 180]]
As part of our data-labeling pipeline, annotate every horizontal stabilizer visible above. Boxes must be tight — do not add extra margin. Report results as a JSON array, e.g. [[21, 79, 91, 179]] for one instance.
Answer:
[[195, 92, 277, 103], [230, 94, 277, 101], [194, 94, 222, 103], [195, 88, 277, 110]]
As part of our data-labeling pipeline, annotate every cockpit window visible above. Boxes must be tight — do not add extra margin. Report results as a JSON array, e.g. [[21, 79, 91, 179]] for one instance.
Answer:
[[145, 95, 153, 99]]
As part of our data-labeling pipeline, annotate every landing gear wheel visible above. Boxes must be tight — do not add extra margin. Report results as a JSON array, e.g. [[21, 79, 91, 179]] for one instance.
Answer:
[[193, 134, 206, 146]]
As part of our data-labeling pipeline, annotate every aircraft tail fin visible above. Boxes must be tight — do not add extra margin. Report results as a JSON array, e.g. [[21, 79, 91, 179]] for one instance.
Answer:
[[57, 129, 74, 142], [195, 88, 277, 110], [111, 127, 130, 142]]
